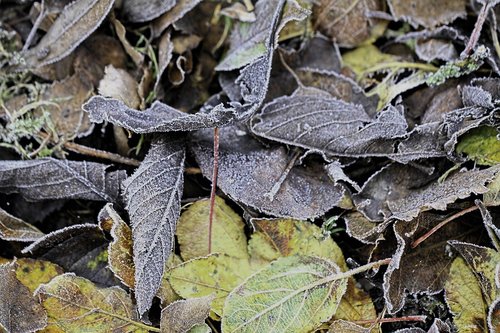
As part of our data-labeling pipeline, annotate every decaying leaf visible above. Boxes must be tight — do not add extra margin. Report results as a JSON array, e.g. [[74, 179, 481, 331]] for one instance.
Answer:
[[23, 0, 115, 67], [0, 262, 47, 333], [82, 96, 237, 133], [36, 273, 148, 332], [152, 0, 203, 38], [160, 294, 214, 333], [98, 65, 140, 109], [154, 32, 174, 93], [122, 0, 175, 22], [444, 257, 487, 333], [328, 320, 374, 333], [489, 297, 500, 333], [0, 207, 45, 242], [177, 196, 248, 261], [110, 15, 144, 66], [387, 0, 467, 28], [222, 255, 348, 333], [191, 125, 346, 220], [167, 253, 254, 316], [98, 203, 135, 288], [0, 158, 126, 203], [124, 136, 185, 315]]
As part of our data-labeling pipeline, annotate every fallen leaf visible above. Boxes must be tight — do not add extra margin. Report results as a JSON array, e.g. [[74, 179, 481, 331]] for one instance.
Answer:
[[122, 0, 175, 22], [489, 297, 500, 333], [124, 136, 185, 315], [154, 32, 174, 93], [36, 273, 148, 332], [177, 196, 248, 261], [98, 65, 140, 109], [158, 255, 183, 307], [328, 320, 373, 332], [222, 256, 347, 333], [0, 262, 47, 333], [110, 15, 144, 67], [9, 258, 64, 294], [160, 295, 214, 333], [152, 0, 203, 38], [0, 158, 126, 203], [456, 126, 500, 166], [387, 0, 467, 28], [0, 207, 45, 242]]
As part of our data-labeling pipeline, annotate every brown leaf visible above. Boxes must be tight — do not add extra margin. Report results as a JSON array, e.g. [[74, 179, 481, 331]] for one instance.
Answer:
[[122, 0, 176, 22], [0, 207, 45, 242], [110, 15, 144, 67], [160, 295, 214, 333], [98, 65, 140, 109], [152, 0, 203, 38], [388, 0, 467, 28]]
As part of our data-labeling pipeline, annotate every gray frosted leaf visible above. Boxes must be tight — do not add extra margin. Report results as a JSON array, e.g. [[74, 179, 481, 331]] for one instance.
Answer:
[[387, 0, 467, 28], [0, 262, 47, 333], [476, 200, 500, 246], [325, 161, 360, 191], [122, 0, 176, 22], [160, 295, 214, 333], [389, 165, 500, 221], [22, 224, 118, 286], [124, 136, 185, 315], [251, 94, 408, 158], [0, 208, 45, 242], [82, 96, 236, 133], [0, 158, 126, 203], [152, 0, 203, 38], [190, 125, 345, 220], [23, 0, 115, 68]]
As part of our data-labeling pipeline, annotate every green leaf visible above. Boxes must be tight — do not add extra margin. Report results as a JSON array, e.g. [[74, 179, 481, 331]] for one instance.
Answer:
[[177, 196, 248, 261], [456, 126, 500, 166], [342, 44, 396, 80], [222, 256, 348, 333], [444, 257, 487, 333]]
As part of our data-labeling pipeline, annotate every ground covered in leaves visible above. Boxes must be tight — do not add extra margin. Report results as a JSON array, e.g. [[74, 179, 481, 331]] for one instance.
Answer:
[[1, 0, 500, 332]]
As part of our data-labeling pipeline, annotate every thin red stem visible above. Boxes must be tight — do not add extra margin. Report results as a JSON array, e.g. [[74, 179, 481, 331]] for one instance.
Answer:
[[353, 315, 427, 325], [461, 2, 491, 57], [208, 127, 220, 254]]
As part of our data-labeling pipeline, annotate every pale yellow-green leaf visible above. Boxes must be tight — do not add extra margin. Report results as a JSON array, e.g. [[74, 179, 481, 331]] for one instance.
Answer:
[[160, 294, 214, 333], [489, 298, 500, 333], [342, 44, 396, 80], [188, 323, 211, 333], [445, 257, 487, 333], [222, 256, 348, 333], [36, 273, 150, 332], [167, 253, 254, 316], [177, 196, 248, 260], [159, 254, 183, 307], [456, 126, 500, 166], [485, 174, 500, 206]]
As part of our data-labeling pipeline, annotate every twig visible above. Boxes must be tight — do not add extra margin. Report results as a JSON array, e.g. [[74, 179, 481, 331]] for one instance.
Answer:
[[353, 315, 427, 325], [461, 1, 491, 57], [411, 206, 479, 248], [208, 127, 220, 254], [63, 141, 141, 167], [22, 0, 45, 51]]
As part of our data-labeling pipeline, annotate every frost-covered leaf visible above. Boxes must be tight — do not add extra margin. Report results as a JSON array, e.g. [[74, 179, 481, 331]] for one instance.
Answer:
[[344, 211, 390, 244], [415, 38, 457, 62], [387, 0, 467, 28], [251, 94, 410, 159], [160, 295, 214, 333], [152, 0, 203, 38], [444, 257, 487, 333], [0, 158, 126, 203], [191, 125, 345, 220], [22, 224, 117, 286], [222, 256, 348, 333], [0, 262, 47, 333], [0, 207, 44, 242], [154, 32, 174, 93], [23, 0, 115, 67], [98, 203, 135, 288], [122, 0, 175, 22], [215, 0, 309, 71], [83, 96, 236, 133], [35, 273, 148, 332], [167, 253, 254, 316], [489, 298, 500, 333], [98, 65, 140, 109], [342, 44, 397, 80], [124, 136, 185, 315], [456, 126, 500, 166], [177, 196, 248, 261]]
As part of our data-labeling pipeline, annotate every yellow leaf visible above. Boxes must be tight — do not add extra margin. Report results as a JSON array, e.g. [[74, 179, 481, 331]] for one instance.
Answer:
[[177, 196, 248, 260], [445, 257, 487, 333], [159, 254, 183, 307], [342, 44, 396, 80], [456, 126, 500, 166]]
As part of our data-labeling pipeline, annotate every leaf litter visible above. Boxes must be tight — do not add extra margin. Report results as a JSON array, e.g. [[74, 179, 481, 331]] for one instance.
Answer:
[[2, 0, 500, 331]]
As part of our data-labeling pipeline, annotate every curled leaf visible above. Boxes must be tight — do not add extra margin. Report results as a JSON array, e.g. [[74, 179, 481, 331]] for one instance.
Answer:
[[0, 207, 44, 242]]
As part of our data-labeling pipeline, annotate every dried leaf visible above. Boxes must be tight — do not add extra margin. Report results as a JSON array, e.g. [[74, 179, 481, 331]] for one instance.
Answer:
[[124, 136, 185, 315], [0, 262, 47, 333], [456, 126, 500, 166], [220, 3, 257, 22], [215, 0, 309, 71], [177, 196, 248, 261], [328, 320, 372, 333], [415, 38, 457, 62], [0, 207, 45, 242], [154, 32, 174, 93], [36, 273, 148, 332], [98, 65, 140, 109], [160, 295, 214, 333], [110, 15, 144, 67], [152, 0, 203, 38], [444, 257, 487, 333], [489, 298, 500, 333], [191, 125, 346, 219], [344, 211, 390, 244], [122, 0, 175, 22], [222, 256, 348, 333], [387, 0, 467, 28], [23, 0, 115, 67], [83, 96, 237, 133], [0, 158, 126, 203], [167, 253, 254, 316], [98, 203, 134, 288]]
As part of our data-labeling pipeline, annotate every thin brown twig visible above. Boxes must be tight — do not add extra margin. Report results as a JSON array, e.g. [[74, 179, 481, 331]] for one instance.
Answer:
[[461, 1, 491, 57], [208, 127, 220, 254], [411, 206, 479, 248], [63, 141, 141, 167]]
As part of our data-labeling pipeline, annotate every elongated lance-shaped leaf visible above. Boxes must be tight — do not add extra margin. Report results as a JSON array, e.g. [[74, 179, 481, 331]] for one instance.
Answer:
[[83, 96, 237, 133], [122, 0, 175, 23], [0, 158, 126, 203], [124, 136, 186, 315], [0, 207, 45, 242], [23, 0, 115, 67]]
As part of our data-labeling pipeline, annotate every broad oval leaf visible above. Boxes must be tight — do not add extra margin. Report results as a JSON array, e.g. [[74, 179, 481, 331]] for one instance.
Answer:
[[124, 136, 186, 315], [160, 295, 214, 333], [0, 207, 45, 242], [23, 0, 115, 67], [222, 255, 348, 333], [388, 0, 466, 28], [35, 273, 148, 332]]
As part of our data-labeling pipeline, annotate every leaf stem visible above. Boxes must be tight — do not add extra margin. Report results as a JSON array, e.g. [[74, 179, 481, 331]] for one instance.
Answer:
[[208, 127, 220, 254], [411, 205, 479, 248], [461, 1, 491, 57], [363, 61, 438, 75]]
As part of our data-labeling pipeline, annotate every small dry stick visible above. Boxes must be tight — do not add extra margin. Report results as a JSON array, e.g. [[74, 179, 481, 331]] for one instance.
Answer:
[[63, 141, 141, 167], [411, 205, 479, 248], [208, 127, 220, 254], [461, 1, 493, 57]]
